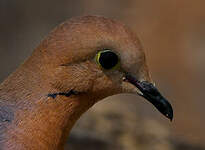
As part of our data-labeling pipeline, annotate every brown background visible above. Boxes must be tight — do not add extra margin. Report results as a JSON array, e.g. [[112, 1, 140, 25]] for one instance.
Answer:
[[0, 1, 205, 150]]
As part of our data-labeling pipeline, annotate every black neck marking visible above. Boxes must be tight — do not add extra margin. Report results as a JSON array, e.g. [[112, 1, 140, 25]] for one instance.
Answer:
[[47, 90, 79, 99]]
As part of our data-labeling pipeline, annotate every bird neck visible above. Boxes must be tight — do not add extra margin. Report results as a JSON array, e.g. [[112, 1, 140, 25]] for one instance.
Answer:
[[0, 60, 46, 103], [2, 95, 93, 150], [0, 63, 95, 149]]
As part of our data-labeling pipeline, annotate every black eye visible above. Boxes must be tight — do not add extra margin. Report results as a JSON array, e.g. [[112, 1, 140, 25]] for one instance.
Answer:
[[96, 50, 120, 70]]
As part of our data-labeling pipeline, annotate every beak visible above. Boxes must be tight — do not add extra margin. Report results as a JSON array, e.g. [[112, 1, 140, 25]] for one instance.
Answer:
[[124, 73, 173, 121]]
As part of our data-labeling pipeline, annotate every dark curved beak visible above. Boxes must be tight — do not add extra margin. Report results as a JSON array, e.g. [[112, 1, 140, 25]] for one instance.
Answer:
[[125, 73, 173, 121]]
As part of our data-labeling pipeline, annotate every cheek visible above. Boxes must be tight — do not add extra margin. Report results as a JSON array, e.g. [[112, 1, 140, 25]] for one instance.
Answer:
[[49, 64, 96, 92], [91, 73, 123, 99]]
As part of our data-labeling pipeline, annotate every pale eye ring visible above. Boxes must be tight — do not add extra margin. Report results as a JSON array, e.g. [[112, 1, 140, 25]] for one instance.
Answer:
[[96, 50, 120, 70]]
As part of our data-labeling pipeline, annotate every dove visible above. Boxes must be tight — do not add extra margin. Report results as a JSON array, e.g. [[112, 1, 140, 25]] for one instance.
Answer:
[[0, 16, 173, 150]]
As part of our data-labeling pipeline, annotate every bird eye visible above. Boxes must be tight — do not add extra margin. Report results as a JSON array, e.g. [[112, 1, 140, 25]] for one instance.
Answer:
[[95, 50, 120, 70]]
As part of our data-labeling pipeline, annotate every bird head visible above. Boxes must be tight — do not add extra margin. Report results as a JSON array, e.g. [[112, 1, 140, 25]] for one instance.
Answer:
[[29, 16, 173, 120]]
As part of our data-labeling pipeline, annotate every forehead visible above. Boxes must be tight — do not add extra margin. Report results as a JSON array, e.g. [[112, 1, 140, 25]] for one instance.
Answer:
[[43, 16, 145, 67]]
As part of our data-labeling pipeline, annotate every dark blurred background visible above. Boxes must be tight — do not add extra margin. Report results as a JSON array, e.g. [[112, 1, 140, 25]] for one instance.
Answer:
[[0, 1, 205, 150]]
